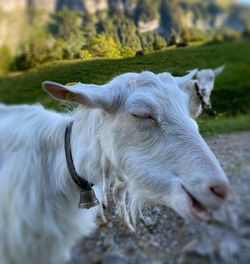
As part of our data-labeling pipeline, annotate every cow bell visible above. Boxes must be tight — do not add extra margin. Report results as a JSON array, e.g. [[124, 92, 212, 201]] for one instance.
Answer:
[[78, 189, 100, 209]]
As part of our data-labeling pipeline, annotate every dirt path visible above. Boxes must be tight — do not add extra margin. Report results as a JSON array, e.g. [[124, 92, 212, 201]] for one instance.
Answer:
[[70, 132, 250, 264]]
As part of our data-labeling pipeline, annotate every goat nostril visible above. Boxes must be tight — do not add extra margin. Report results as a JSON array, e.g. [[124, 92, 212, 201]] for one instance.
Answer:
[[210, 185, 227, 200]]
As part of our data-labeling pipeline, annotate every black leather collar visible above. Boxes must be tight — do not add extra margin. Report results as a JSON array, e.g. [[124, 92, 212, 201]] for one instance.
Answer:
[[194, 82, 207, 109], [64, 121, 93, 191]]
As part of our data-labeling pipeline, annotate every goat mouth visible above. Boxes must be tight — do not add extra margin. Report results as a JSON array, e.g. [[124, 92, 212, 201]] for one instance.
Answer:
[[182, 186, 209, 221]]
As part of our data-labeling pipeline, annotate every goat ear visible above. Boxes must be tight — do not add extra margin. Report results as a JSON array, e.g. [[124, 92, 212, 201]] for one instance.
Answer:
[[42, 81, 111, 109], [213, 65, 225, 76], [174, 69, 198, 87]]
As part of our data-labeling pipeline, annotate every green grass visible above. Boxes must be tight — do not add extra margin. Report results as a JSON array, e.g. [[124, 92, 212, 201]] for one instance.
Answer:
[[0, 40, 250, 135], [199, 115, 250, 136]]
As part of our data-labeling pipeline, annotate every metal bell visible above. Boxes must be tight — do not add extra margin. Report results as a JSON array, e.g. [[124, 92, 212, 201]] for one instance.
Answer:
[[78, 189, 100, 209]]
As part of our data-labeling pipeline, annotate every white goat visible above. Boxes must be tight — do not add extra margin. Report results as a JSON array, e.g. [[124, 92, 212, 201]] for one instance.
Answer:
[[159, 65, 225, 119], [112, 70, 201, 229], [0, 71, 229, 264], [113, 67, 226, 230]]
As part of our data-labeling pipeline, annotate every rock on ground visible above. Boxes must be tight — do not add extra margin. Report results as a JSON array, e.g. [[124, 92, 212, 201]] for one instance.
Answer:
[[69, 132, 250, 264]]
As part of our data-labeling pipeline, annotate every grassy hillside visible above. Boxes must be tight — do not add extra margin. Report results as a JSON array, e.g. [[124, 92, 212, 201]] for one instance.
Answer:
[[0, 40, 250, 135]]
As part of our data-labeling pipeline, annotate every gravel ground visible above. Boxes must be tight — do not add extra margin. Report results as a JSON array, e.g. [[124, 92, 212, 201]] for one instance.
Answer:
[[69, 132, 250, 264]]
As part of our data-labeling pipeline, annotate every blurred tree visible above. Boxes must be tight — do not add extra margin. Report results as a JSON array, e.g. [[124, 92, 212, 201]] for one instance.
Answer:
[[153, 33, 166, 50], [139, 32, 155, 52], [139, 31, 166, 52], [242, 25, 250, 39], [116, 16, 141, 51], [160, 0, 184, 36], [16, 31, 54, 69], [0, 45, 13, 76], [167, 30, 177, 46], [2, 0, 247, 72], [50, 8, 82, 40], [27, 7, 48, 28], [134, 0, 160, 23], [98, 15, 142, 52], [84, 34, 122, 58], [120, 46, 135, 57], [49, 8, 84, 59], [83, 14, 97, 38], [79, 49, 93, 59], [179, 29, 189, 46]]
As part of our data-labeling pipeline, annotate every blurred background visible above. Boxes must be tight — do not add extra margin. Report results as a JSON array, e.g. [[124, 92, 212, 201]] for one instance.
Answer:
[[0, 0, 250, 132], [0, 0, 250, 74]]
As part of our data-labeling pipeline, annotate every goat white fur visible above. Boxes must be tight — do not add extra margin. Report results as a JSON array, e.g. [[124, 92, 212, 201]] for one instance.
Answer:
[[0, 71, 228, 263], [0, 103, 103, 264], [114, 66, 226, 230]]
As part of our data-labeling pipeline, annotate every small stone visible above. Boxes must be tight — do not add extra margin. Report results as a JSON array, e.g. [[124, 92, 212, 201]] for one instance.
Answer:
[[143, 216, 157, 227], [102, 251, 128, 264], [107, 222, 113, 229], [69, 255, 88, 264], [243, 211, 250, 224], [152, 207, 161, 215], [151, 261, 163, 264], [138, 222, 144, 229], [126, 244, 136, 254], [170, 240, 178, 248], [103, 234, 114, 248], [239, 227, 250, 238], [97, 241, 102, 247], [219, 237, 240, 262], [211, 209, 228, 226], [183, 239, 215, 258], [150, 240, 160, 247]]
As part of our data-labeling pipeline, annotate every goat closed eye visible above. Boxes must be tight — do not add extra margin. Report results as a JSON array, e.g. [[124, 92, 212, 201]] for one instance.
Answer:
[[131, 113, 157, 123]]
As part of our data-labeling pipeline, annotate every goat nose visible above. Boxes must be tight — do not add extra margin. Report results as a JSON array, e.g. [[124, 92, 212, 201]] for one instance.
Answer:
[[209, 182, 228, 200]]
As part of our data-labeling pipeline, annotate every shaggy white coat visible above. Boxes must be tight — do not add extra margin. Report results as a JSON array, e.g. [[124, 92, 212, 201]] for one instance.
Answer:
[[0, 104, 103, 264], [0, 71, 228, 264]]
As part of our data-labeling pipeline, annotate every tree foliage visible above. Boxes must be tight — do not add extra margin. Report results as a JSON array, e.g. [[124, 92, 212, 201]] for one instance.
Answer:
[[83, 34, 122, 58], [2, 1, 244, 74], [0, 45, 13, 76]]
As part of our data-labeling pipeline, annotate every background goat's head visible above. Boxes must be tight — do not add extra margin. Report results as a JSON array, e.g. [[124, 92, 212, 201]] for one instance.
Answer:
[[43, 71, 229, 225], [195, 65, 225, 107]]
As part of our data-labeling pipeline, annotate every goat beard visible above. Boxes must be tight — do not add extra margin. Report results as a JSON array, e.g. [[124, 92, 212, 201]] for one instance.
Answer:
[[117, 179, 167, 228]]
